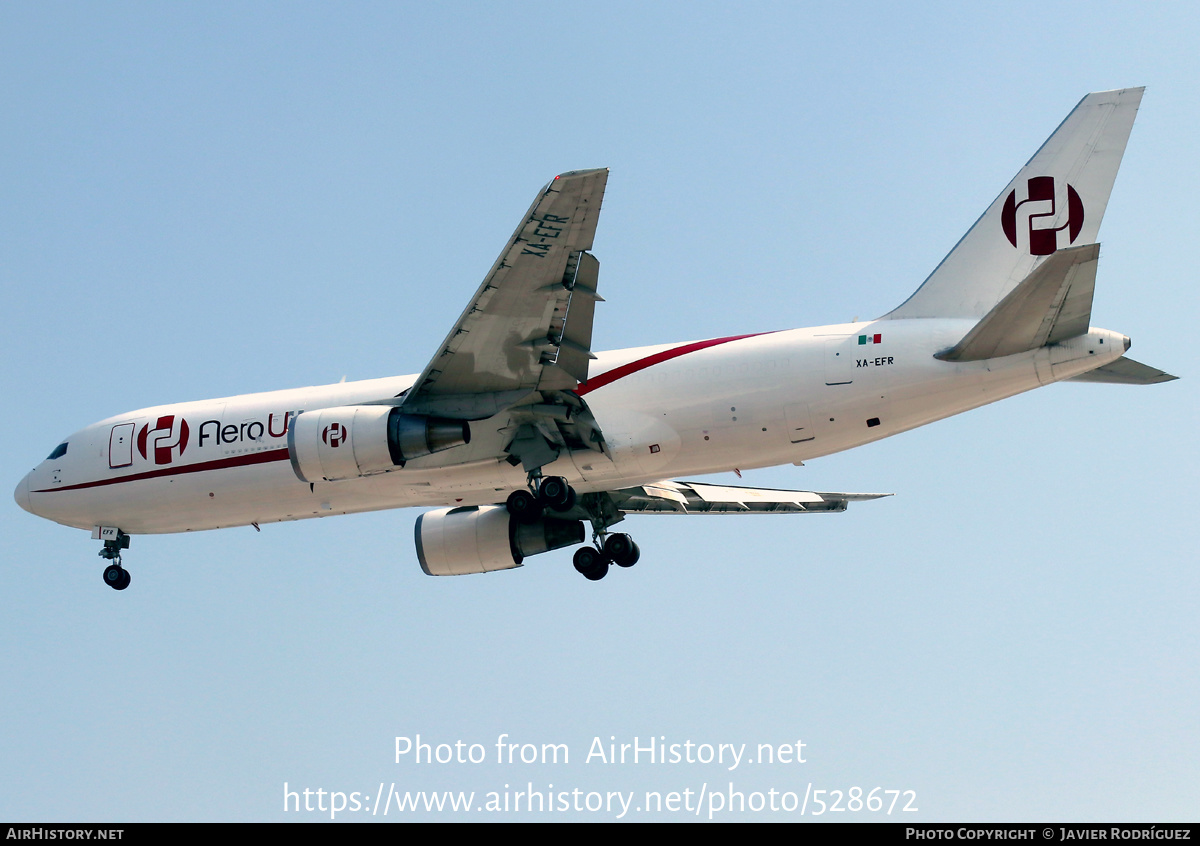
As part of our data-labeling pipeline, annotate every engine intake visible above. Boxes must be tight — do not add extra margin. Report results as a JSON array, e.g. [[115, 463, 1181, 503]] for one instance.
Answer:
[[288, 406, 469, 483], [415, 505, 584, 576]]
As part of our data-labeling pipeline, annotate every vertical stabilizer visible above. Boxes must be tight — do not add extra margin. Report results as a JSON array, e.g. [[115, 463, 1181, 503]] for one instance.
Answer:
[[884, 88, 1143, 320]]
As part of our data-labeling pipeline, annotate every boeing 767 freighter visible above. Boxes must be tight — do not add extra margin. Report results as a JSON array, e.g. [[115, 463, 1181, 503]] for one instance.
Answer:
[[15, 88, 1174, 589]]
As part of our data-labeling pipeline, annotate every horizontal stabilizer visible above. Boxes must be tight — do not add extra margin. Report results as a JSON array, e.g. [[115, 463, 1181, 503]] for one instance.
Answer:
[[937, 243, 1098, 362], [611, 480, 891, 515], [1067, 356, 1178, 384]]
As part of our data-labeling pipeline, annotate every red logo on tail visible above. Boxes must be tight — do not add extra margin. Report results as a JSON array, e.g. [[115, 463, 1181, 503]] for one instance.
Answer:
[[1001, 176, 1084, 255]]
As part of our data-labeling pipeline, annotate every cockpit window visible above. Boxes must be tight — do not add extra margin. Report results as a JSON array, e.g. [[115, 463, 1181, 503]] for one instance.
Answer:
[[47, 442, 68, 460]]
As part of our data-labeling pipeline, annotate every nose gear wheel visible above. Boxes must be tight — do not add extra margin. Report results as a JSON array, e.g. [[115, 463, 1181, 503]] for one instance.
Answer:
[[97, 529, 132, 591], [102, 563, 131, 591]]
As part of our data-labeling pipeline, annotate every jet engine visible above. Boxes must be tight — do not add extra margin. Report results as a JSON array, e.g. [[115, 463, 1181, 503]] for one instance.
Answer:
[[415, 505, 585, 576], [288, 405, 469, 483]]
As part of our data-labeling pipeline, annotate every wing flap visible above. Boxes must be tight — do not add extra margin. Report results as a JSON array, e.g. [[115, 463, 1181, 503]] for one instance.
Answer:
[[404, 169, 609, 409], [611, 480, 892, 515], [552, 251, 601, 384]]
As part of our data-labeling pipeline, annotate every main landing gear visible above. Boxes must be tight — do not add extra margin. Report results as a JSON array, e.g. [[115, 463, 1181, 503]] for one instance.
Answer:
[[505, 473, 576, 521], [505, 476, 641, 582], [572, 532, 640, 581], [96, 528, 131, 591]]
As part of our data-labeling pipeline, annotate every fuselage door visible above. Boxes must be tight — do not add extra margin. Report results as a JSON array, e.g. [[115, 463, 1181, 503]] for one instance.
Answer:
[[109, 423, 135, 468], [824, 336, 854, 386], [784, 402, 816, 443]]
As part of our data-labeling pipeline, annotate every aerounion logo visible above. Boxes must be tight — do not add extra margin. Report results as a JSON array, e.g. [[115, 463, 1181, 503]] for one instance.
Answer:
[[137, 415, 190, 466], [322, 423, 348, 448], [1001, 176, 1084, 256]]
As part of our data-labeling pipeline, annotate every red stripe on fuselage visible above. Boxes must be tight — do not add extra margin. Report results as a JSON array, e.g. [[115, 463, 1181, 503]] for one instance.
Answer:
[[575, 332, 777, 397], [34, 332, 776, 492], [32, 448, 292, 493]]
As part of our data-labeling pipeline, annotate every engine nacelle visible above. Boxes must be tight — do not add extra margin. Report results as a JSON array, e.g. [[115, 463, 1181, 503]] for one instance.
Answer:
[[288, 406, 469, 483], [415, 505, 585, 576]]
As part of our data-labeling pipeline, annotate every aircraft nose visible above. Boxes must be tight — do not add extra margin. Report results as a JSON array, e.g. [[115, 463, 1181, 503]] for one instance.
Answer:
[[14, 473, 32, 514]]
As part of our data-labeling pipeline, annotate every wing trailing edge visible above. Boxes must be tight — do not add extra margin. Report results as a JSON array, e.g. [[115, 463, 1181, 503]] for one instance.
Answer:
[[402, 168, 609, 413], [610, 480, 891, 515]]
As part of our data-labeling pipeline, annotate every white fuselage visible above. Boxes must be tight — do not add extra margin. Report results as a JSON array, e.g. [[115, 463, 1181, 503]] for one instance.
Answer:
[[15, 318, 1127, 534]]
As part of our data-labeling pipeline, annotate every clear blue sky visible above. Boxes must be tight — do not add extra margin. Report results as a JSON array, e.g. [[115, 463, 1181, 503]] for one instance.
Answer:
[[2, 1, 1197, 821]]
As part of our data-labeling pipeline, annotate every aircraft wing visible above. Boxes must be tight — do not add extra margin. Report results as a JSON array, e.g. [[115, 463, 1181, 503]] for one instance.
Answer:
[[399, 168, 609, 421], [608, 480, 892, 514]]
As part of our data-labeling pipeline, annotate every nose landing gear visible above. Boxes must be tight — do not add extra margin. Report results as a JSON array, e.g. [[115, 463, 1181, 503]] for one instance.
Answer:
[[95, 527, 131, 591], [102, 563, 131, 591]]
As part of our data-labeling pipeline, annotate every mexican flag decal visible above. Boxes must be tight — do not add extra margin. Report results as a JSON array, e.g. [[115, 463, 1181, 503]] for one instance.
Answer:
[[858, 333, 882, 345]]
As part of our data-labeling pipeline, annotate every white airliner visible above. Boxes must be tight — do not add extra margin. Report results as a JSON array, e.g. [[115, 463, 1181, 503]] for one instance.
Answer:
[[15, 88, 1175, 590]]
